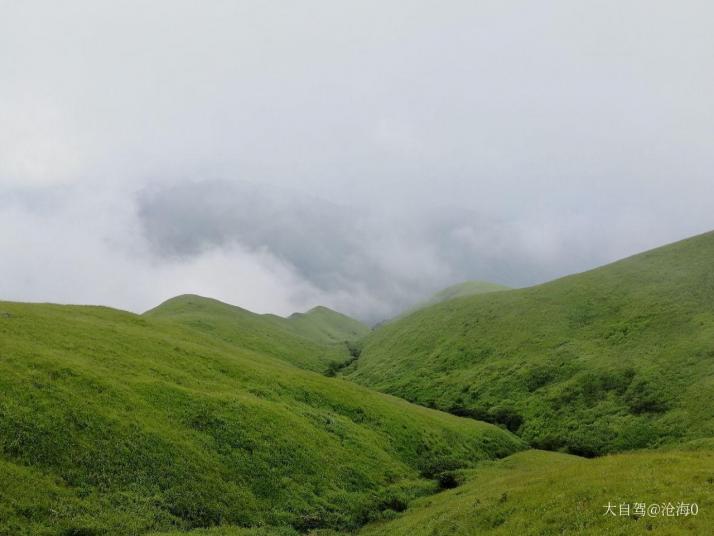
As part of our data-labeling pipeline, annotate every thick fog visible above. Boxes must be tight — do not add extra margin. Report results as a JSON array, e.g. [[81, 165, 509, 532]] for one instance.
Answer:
[[2, 1, 713, 322]]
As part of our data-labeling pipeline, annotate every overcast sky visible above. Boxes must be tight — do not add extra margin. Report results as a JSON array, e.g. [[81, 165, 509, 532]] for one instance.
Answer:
[[1, 1, 713, 323]]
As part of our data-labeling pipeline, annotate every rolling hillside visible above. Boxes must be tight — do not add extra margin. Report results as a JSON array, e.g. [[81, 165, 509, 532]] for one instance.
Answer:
[[360, 443, 714, 535], [147, 445, 714, 535], [145, 295, 368, 372], [286, 305, 370, 344], [424, 281, 511, 305], [0, 300, 522, 535], [390, 281, 510, 324], [348, 231, 714, 456], [4, 233, 714, 535]]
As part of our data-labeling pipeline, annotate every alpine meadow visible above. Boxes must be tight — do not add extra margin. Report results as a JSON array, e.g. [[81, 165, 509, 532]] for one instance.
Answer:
[[1, 233, 713, 534], [3, 2, 714, 535]]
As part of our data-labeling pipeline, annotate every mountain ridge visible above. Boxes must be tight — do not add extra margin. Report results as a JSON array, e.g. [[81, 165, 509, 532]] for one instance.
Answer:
[[348, 230, 714, 456], [0, 298, 522, 535], [3, 231, 714, 534], [144, 294, 368, 372]]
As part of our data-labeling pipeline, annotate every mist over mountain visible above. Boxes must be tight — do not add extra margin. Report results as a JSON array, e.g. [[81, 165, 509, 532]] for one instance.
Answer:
[[3, 2, 714, 321], [3, 2, 714, 535]]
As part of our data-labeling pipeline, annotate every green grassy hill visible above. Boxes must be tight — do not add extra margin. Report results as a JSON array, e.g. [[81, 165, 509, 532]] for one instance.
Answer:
[[0, 300, 522, 535], [360, 443, 714, 535], [148, 444, 714, 536], [391, 281, 510, 324], [424, 281, 511, 305], [118, 445, 714, 536], [145, 295, 368, 372], [348, 231, 714, 456], [286, 306, 370, 344], [5, 232, 714, 535]]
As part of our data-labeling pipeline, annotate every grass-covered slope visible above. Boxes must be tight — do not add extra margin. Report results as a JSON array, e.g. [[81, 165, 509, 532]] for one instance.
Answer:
[[393, 281, 510, 323], [349, 231, 714, 456], [360, 444, 714, 535], [149, 444, 714, 536], [144, 295, 367, 372], [286, 306, 370, 345], [425, 281, 510, 305], [0, 300, 522, 535]]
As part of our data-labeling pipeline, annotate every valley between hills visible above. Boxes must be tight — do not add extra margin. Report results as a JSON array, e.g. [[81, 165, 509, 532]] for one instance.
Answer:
[[1, 232, 714, 535]]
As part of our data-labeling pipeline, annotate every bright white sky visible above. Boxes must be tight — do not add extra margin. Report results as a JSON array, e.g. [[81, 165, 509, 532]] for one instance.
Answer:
[[2, 1, 713, 322]]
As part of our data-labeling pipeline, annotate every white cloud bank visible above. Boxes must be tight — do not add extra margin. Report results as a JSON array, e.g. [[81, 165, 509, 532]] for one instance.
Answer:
[[1, 1, 714, 322]]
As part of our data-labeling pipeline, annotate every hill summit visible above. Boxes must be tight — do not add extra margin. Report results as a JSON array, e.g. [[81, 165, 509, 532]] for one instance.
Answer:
[[145, 294, 368, 371]]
